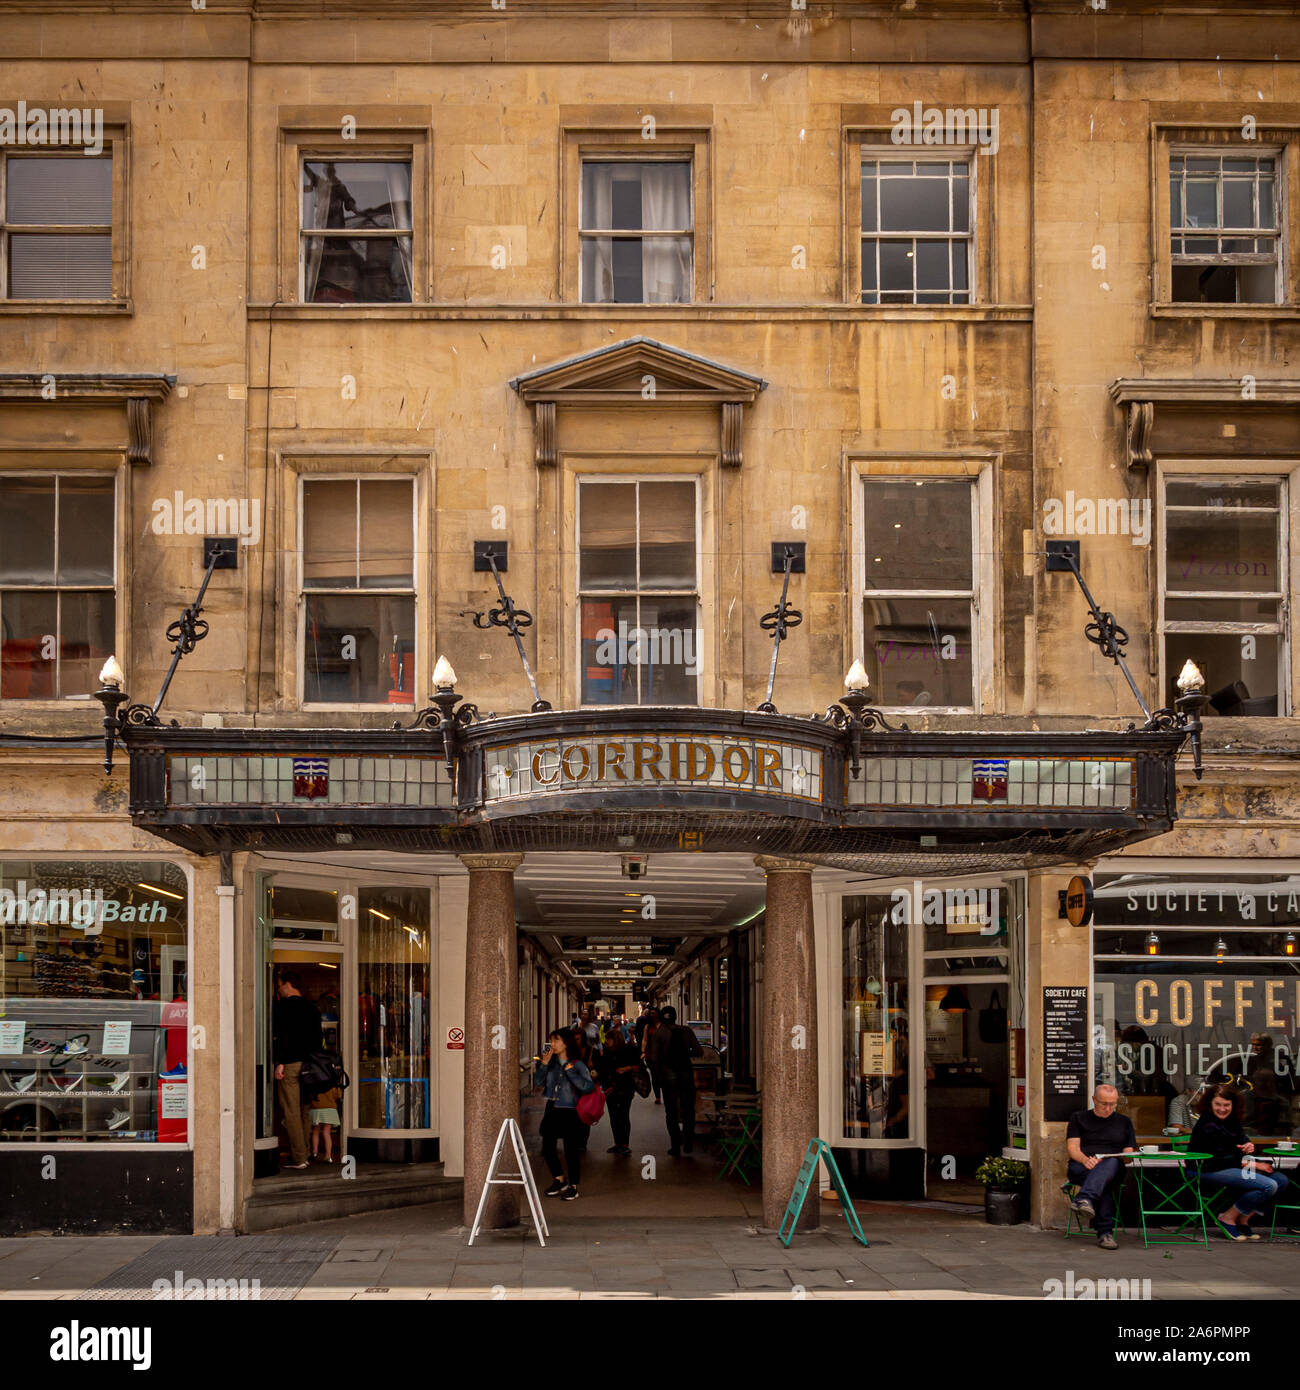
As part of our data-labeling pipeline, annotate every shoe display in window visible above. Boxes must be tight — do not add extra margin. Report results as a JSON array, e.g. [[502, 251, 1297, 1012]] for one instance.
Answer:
[[3, 1072, 37, 1094], [106, 1109, 131, 1130]]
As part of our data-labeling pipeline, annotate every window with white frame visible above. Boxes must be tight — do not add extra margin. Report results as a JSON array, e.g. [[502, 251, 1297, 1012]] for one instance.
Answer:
[[301, 478, 416, 705], [1169, 152, 1280, 304], [0, 474, 115, 699], [860, 155, 972, 305], [577, 477, 700, 705], [1161, 477, 1285, 717], [863, 477, 976, 708], [2, 153, 113, 299], [300, 158, 413, 303], [580, 160, 693, 304]]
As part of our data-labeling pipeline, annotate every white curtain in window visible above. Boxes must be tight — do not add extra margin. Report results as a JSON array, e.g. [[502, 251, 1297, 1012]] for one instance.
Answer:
[[584, 166, 614, 302], [384, 161, 414, 297], [301, 163, 335, 301], [640, 164, 690, 303]]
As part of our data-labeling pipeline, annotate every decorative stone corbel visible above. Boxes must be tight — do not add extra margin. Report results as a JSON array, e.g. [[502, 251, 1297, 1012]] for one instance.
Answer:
[[534, 401, 556, 467], [721, 401, 743, 468], [127, 396, 153, 466], [1125, 400, 1154, 472]]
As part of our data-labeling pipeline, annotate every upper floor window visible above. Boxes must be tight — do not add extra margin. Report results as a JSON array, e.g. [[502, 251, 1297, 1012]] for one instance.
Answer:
[[1169, 153, 1280, 304], [578, 477, 699, 705], [580, 160, 692, 304], [301, 159, 413, 303], [301, 477, 415, 705], [862, 477, 976, 708], [1161, 477, 1285, 716], [0, 474, 115, 698], [860, 157, 971, 305], [2, 154, 112, 299]]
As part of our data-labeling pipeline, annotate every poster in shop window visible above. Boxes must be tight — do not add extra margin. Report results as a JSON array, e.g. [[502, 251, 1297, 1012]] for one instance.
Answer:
[[102, 1021, 132, 1056], [0, 1020, 24, 1054], [1043, 987, 1088, 1122]]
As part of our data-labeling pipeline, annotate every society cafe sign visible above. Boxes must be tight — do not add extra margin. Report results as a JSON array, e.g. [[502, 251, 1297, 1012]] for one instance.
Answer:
[[483, 732, 824, 803]]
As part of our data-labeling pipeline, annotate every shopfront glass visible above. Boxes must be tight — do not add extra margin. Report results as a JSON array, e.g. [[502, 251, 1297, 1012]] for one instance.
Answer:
[[0, 860, 188, 1142], [843, 893, 912, 1139], [1094, 869, 1300, 1140]]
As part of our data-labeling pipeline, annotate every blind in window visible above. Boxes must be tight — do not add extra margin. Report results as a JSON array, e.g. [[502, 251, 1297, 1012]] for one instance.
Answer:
[[9, 234, 111, 298], [7, 156, 112, 225]]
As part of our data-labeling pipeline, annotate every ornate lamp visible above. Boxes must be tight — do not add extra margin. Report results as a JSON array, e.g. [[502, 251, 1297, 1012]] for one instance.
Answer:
[[823, 660, 908, 778], [91, 656, 130, 776], [1174, 659, 1209, 781]]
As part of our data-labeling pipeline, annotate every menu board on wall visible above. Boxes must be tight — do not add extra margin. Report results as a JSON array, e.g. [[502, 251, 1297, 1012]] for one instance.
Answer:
[[1043, 987, 1089, 1122]]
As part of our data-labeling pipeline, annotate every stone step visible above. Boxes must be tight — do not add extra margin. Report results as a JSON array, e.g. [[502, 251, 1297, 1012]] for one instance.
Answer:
[[245, 1163, 462, 1232]]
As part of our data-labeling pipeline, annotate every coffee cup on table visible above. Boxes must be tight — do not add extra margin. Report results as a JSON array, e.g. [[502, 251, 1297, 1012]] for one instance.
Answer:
[[1139, 1145, 1158, 1153]]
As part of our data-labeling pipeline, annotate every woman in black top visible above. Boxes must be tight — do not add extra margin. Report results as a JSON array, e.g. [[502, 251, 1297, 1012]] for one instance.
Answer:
[[1189, 1083, 1290, 1241], [601, 1035, 644, 1156]]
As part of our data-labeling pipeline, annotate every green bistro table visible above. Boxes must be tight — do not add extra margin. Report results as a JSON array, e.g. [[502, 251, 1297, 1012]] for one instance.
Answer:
[[1128, 1151, 1211, 1248], [1260, 1150, 1300, 1241]]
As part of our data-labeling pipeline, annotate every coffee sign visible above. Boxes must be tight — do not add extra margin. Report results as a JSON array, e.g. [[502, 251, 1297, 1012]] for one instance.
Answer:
[[1063, 875, 1094, 927]]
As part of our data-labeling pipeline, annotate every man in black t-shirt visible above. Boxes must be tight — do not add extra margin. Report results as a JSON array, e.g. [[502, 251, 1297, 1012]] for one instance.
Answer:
[[273, 972, 323, 1170], [1065, 1084, 1136, 1249]]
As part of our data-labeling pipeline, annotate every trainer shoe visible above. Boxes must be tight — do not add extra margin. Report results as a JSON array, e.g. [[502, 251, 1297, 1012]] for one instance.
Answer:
[[560, 1185, 579, 1201], [1234, 1224, 1261, 1241], [106, 1109, 131, 1130], [544, 1178, 565, 1197], [50, 1074, 82, 1094], [109, 1072, 131, 1093], [160, 1062, 187, 1079], [62, 1036, 89, 1056], [1097, 1233, 1118, 1250], [1070, 1196, 1095, 1217], [1213, 1218, 1245, 1241], [6, 1072, 37, 1094]]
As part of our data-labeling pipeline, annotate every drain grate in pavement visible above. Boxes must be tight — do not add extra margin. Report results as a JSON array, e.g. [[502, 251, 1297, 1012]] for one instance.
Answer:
[[81, 1236, 337, 1301]]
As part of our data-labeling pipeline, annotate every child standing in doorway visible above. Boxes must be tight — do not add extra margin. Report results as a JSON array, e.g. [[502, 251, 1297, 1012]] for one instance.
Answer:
[[309, 1084, 342, 1163]]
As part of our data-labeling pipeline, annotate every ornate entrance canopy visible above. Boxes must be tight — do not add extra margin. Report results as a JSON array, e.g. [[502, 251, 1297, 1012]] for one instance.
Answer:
[[122, 703, 1190, 873]]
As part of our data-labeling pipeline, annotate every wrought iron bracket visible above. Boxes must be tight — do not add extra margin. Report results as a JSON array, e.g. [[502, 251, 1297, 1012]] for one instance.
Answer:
[[817, 690, 910, 779], [756, 544, 805, 713], [466, 540, 551, 712]]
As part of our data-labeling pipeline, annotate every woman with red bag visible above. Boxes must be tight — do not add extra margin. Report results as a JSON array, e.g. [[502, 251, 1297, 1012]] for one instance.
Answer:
[[533, 1028, 595, 1201]]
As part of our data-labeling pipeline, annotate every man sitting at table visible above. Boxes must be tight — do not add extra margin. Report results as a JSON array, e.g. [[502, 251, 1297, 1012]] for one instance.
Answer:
[[1066, 1084, 1136, 1250]]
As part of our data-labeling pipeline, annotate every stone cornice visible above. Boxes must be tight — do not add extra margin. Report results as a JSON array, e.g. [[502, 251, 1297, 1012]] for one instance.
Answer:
[[0, 373, 176, 403], [1110, 378, 1300, 406]]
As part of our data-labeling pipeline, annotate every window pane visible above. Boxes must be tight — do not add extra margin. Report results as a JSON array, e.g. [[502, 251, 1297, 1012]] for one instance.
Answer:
[[304, 593, 414, 703], [57, 476, 114, 585], [879, 171, 952, 232], [8, 234, 111, 298], [581, 597, 640, 705], [357, 479, 413, 588], [860, 171, 877, 232], [357, 887, 431, 1131], [915, 239, 951, 292], [268, 882, 339, 941], [58, 590, 114, 698], [636, 597, 699, 705], [878, 240, 913, 294], [582, 162, 690, 232], [843, 894, 911, 1139], [579, 483, 637, 589], [864, 596, 974, 707], [0, 477, 55, 583], [1166, 509, 1278, 594], [0, 590, 57, 697], [864, 478, 972, 588], [6, 156, 111, 224], [1165, 631, 1279, 715], [952, 173, 969, 233], [1184, 178, 1218, 228], [951, 240, 969, 292], [637, 480, 696, 588], [303, 480, 357, 588], [302, 161, 412, 231], [1222, 177, 1255, 229], [1167, 479, 1279, 509], [304, 234, 412, 304], [1165, 597, 1280, 625]]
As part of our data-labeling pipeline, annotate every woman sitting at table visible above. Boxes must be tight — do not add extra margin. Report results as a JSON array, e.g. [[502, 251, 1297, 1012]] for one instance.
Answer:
[[1189, 1083, 1290, 1241]]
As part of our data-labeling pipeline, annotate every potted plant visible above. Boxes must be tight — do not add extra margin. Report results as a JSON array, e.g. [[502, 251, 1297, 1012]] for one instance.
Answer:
[[976, 1155, 1029, 1225]]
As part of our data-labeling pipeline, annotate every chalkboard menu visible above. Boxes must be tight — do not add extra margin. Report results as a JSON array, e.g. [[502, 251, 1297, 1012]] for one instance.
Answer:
[[1043, 986, 1088, 1122]]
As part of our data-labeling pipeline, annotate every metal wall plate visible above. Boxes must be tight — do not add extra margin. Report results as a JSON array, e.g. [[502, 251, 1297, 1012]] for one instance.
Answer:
[[474, 539, 508, 572], [771, 541, 806, 573], [1045, 539, 1080, 572], [203, 537, 239, 569]]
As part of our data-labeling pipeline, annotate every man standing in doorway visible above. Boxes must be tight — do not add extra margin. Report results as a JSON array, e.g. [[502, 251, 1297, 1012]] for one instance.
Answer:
[[647, 1005, 703, 1157], [273, 972, 323, 1170]]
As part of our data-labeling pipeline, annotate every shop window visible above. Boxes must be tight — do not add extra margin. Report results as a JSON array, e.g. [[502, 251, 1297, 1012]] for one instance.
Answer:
[[842, 893, 912, 1140], [0, 860, 189, 1143], [0, 474, 115, 700], [300, 477, 416, 706], [862, 476, 977, 709], [579, 159, 692, 304], [1161, 477, 1284, 716], [1169, 153, 1280, 304], [577, 477, 700, 706], [300, 158, 413, 303], [860, 156, 972, 305], [2, 152, 113, 300], [1094, 870, 1300, 1141]]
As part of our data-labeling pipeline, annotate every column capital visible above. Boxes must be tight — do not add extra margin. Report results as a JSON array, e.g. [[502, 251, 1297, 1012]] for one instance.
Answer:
[[459, 853, 524, 872], [754, 855, 813, 875]]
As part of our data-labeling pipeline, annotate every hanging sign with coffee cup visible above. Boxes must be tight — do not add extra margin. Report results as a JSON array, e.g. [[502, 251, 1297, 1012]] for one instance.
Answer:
[[1062, 875, 1094, 927]]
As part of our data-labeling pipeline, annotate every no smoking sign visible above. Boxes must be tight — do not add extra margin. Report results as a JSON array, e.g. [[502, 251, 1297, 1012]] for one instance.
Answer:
[[446, 1027, 465, 1050]]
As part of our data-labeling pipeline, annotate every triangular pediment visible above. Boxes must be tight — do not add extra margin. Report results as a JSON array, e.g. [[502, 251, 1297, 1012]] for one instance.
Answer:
[[509, 337, 766, 404]]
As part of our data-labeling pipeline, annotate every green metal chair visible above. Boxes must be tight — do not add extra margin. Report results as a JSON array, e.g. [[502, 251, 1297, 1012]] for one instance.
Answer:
[[717, 1107, 762, 1185], [1061, 1180, 1124, 1238]]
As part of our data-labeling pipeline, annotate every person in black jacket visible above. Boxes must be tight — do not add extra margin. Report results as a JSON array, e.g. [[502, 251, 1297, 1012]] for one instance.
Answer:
[[645, 1006, 703, 1156], [601, 1033, 644, 1156], [1190, 1083, 1291, 1241], [272, 972, 323, 1170]]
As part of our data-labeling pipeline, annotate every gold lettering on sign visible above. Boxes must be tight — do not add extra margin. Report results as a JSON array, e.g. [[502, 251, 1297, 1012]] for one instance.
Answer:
[[532, 748, 561, 786], [1170, 979, 1193, 1028], [597, 743, 627, 780], [689, 742, 716, 780], [1135, 980, 1158, 1027], [634, 741, 665, 781], [757, 745, 781, 789], [1234, 978, 1253, 1028], [1203, 979, 1224, 1027], [1266, 980, 1284, 1029], [722, 745, 751, 784], [561, 745, 591, 781]]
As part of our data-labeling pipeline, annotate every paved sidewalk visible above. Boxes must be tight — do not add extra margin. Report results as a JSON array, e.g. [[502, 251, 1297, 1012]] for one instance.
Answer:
[[3, 1201, 1298, 1301]]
